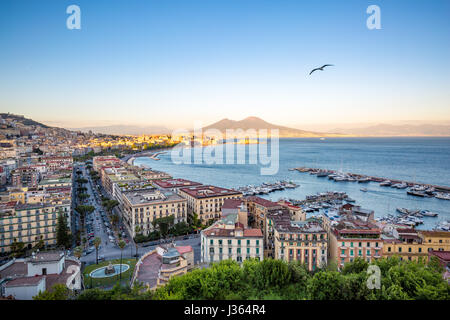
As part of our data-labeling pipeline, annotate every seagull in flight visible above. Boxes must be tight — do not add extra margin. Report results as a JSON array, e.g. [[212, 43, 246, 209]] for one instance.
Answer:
[[309, 64, 334, 75]]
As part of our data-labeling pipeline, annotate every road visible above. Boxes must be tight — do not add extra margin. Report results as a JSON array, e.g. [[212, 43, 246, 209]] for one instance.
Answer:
[[75, 163, 201, 265]]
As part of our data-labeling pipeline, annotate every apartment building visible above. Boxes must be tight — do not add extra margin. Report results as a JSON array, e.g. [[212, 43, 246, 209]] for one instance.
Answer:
[[201, 213, 264, 263], [120, 188, 187, 238], [245, 196, 282, 230], [92, 155, 122, 172], [0, 202, 66, 254], [178, 185, 242, 224], [383, 229, 450, 262], [270, 211, 328, 270], [329, 218, 382, 269], [101, 166, 140, 196], [277, 199, 306, 221]]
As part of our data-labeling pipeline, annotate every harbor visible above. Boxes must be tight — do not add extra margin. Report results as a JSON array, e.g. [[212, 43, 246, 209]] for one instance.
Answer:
[[291, 167, 450, 200], [281, 190, 448, 231]]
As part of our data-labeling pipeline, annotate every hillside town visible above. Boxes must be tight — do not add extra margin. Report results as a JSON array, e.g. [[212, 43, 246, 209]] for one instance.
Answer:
[[0, 113, 449, 300]]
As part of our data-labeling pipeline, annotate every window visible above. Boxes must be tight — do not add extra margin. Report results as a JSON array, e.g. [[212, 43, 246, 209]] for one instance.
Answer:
[[256, 248, 259, 254], [350, 250, 354, 256], [388, 247, 391, 252], [358, 242, 362, 247], [350, 242, 354, 247], [247, 248, 250, 254], [228, 240, 232, 245], [398, 247, 402, 253], [247, 240, 250, 245], [367, 242, 370, 247], [367, 250, 370, 256], [408, 247, 412, 252], [210, 239, 213, 245], [358, 250, 362, 256], [341, 249, 345, 255], [218, 240, 222, 245], [237, 248, 241, 254], [237, 240, 241, 245], [256, 240, 259, 245], [418, 248, 422, 253]]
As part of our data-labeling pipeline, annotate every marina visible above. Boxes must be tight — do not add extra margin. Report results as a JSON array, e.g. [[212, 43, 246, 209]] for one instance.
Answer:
[[292, 167, 450, 200], [235, 180, 298, 196]]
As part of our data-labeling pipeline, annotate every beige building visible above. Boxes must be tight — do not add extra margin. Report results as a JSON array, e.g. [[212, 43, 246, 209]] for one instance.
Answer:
[[119, 187, 187, 238], [383, 229, 450, 262], [178, 185, 242, 224], [0, 202, 67, 254], [270, 211, 327, 270]]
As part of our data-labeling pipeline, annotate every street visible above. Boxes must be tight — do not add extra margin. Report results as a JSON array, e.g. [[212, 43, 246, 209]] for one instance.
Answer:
[[74, 163, 201, 265]]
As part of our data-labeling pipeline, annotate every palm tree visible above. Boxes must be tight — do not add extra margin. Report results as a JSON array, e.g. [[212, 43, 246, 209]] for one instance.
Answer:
[[118, 240, 126, 284], [93, 237, 101, 265]]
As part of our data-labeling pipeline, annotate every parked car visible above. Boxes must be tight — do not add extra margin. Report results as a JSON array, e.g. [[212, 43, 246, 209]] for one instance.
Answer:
[[98, 255, 105, 261]]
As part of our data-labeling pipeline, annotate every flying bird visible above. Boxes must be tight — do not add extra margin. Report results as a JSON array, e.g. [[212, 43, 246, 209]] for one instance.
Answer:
[[309, 64, 334, 75]]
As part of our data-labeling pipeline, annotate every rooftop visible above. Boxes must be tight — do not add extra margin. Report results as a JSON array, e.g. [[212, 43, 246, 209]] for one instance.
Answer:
[[429, 250, 450, 261], [246, 196, 281, 208], [153, 178, 202, 189], [179, 185, 241, 199], [123, 189, 185, 206]]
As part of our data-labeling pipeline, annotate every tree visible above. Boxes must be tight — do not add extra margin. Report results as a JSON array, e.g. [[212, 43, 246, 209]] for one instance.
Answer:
[[153, 216, 175, 238], [93, 237, 101, 264], [76, 178, 88, 184], [118, 240, 126, 284], [34, 235, 44, 250], [33, 284, 70, 300], [10, 238, 25, 257], [110, 213, 120, 231], [77, 193, 89, 201], [56, 211, 72, 249], [307, 271, 346, 300], [341, 257, 369, 275]]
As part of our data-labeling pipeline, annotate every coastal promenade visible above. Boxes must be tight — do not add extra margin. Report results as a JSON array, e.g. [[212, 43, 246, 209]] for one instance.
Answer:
[[122, 148, 172, 165]]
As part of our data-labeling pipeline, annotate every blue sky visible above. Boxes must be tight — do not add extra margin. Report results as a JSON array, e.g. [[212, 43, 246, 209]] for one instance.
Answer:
[[0, 0, 449, 129]]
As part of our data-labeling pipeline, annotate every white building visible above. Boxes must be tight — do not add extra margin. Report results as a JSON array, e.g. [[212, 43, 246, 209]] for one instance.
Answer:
[[0, 251, 81, 300], [201, 211, 264, 264]]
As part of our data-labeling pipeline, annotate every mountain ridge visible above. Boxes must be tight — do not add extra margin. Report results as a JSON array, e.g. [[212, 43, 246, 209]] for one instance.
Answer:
[[201, 117, 348, 138]]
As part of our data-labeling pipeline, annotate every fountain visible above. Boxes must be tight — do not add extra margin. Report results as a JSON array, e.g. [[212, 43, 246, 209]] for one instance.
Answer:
[[105, 262, 115, 275], [89, 263, 130, 278]]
